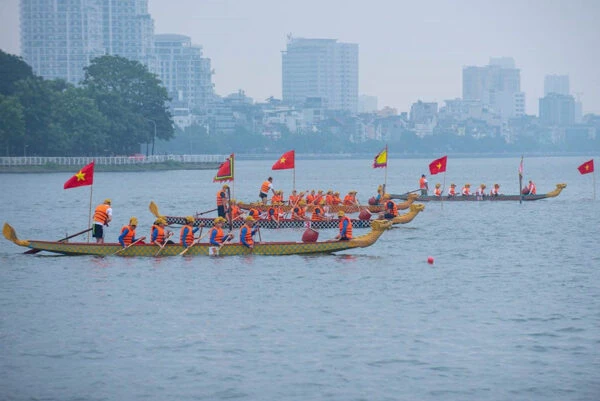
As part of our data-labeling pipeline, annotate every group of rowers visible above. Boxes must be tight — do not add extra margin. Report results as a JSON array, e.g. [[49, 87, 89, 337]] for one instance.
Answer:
[[417, 175, 537, 197]]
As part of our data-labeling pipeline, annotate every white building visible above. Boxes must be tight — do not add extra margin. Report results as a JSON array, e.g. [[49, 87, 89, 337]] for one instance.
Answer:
[[282, 37, 358, 113], [462, 57, 525, 120], [20, 0, 155, 84], [154, 34, 213, 121]]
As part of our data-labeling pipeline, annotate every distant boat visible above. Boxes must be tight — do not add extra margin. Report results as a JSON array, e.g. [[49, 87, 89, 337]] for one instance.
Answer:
[[389, 183, 567, 202]]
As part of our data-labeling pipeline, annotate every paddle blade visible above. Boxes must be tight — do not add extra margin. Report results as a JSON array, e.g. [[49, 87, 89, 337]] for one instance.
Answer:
[[149, 201, 160, 217], [3, 222, 17, 243]]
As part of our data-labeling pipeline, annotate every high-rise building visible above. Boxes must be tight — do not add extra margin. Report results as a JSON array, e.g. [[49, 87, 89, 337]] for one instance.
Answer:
[[544, 75, 569, 96], [282, 37, 358, 113], [20, 0, 155, 84], [539, 93, 575, 126], [154, 34, 213, 117], [462, 57, 525, 120]]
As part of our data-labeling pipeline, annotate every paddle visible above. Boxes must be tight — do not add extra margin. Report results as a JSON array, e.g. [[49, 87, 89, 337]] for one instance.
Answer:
[[112, 236, 146, 256], [24, 227, 92, 254], [154, 232, 173, 257], [149, 201, 161, 218], [196, 208, 218, 216]]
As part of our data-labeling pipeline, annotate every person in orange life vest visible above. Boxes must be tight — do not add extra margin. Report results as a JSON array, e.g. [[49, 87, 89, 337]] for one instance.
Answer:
[[216, 184, 229, 218], [490, 183, 500, 197], [289, 189, 302, 206], [378, 194, 398, 219], [92, 198, 112, 243], [335, 210, 353, 241], [461, 183, 471, 196], [419, 174, 429, 195], [475, 184, 486, 198], [209, 217, 233, 247], [524, 180, 537, 195], [259, 177, 276, 205], [267, 203, 283, 221], [151, 218, 173, 245], [180, 216, 200, 248], [325, 190, 335, 205], [305, 190, 315, 204], [292, 200, 308, 220], [229, 199, 242, 220], [332, 191, 342, 205], [248, 208, 262, 220], [271, 190, 284, 204], [448, 183, 457, 197], [313, 190, 324, 205], [119, 217, 142, 247], [343, 190, 359, 206], [433, 183, 442, 197], [239, 216, 258, 248], [311, 202, 326, 221]]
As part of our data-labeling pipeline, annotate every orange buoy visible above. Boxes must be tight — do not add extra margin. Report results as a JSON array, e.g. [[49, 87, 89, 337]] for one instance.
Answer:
[[302, 228, 319, 242]]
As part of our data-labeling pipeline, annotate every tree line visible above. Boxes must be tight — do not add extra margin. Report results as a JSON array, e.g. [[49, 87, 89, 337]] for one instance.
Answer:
[[0, 50, 174, 157]]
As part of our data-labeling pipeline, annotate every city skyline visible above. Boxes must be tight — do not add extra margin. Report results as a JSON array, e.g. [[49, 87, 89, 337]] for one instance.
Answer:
[[1, 0, 599, 115]]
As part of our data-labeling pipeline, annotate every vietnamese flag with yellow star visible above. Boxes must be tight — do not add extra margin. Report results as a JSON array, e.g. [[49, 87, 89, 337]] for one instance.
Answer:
[[64, 161, 95, 189], [429, 156, 447, 175], [577, 159, 594, 175], [272, 150, 295, 170]]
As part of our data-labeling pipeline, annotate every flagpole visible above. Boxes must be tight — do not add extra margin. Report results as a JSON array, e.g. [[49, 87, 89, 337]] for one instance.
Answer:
[[88, 184, 93, 242], [441, 171, 447, 209], [593, 170, 596, 201], [293, 167, 296, 192]]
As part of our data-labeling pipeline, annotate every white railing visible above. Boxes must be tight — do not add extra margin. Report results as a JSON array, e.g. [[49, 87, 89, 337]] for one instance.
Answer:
[[0, 155, 226, 167]]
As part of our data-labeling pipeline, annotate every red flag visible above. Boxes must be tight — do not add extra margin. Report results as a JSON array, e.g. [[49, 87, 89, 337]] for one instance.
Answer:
[[213, 154, 234, 182], [64, 161, 94, 189], [577, 159, 594, 175], [429, 156, 447, 175], [272, 150, 295, 170]]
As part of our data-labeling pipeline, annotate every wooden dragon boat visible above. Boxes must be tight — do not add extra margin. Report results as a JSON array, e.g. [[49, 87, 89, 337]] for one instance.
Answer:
[[236, 193, 419, 214], [149, 201, 424, 229], [3, 220, 392, 257], [389, 183, 567, 202]]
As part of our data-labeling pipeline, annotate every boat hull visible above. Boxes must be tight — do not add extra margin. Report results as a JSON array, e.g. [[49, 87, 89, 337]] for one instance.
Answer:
[[4, 221, 392, 257]]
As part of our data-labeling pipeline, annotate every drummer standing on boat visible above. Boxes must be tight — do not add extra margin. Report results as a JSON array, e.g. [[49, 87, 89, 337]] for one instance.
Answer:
[[259, 177, 276, 205], [92, 198, 112, 244], [419, 174, 429, 195], [216, 184, 229, 218]]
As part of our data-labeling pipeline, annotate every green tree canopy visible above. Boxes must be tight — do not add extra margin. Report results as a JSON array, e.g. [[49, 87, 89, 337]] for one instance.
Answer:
[[82, 55, 174, 155], [0, 50, 34, 96]]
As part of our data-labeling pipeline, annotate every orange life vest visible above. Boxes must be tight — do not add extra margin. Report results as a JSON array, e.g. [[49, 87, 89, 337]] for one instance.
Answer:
[[239, 224, 254, 246], [462, 187, 470, 195], [311, 206, 325, 221], [120, 225, 136, 246], [419, 177, 427, 189], [94, 204, 110, 224], [448, 187, 456, 196], [216, 190, 227, 206], [231, 205, 241, 219], [434, 188, 442, 196], [332, 195, 341, 205], [151, 224, 165, 244], [271, 194, 283, 204], [325, 194, 334, 205], [292, 206, 306, 220], [306, 194, 315, 204], [385, 200, 398, 217], [260, 181, 271, 194], [180, 224, 195, 246], [339, 216, 353, 239], [289, 195, 300, 205], [249, 208, 261, 219], [343, 195, 355, 205], [210, 226, 224, 244]]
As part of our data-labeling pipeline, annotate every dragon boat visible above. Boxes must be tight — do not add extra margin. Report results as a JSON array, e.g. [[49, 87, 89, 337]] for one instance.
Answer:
[[236, 193, 419, 214], [389, 183, 567, 202], [3, 220, 392, 257], [149, 201, 425, 229]]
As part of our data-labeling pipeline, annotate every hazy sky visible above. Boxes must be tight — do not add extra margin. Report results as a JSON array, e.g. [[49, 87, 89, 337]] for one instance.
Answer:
[[1, 0, 599, 115]]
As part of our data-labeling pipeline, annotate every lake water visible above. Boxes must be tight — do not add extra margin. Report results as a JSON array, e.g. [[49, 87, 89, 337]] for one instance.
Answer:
[[1, 156, 599, 401]]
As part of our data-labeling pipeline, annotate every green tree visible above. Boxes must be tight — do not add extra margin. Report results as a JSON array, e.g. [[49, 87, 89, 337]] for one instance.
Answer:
[[0, 94, 25, 156], [82, 55, 174, 155], [0, 50, 34, 96]]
